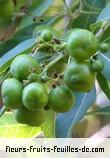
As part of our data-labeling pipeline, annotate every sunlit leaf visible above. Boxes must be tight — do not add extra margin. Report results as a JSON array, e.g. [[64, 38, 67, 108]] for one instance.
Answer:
[[0, 112, 41, 138], [41, 110, 56, 138]]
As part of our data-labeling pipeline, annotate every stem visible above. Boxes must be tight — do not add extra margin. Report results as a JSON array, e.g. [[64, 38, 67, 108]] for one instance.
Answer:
[[32, 43, 51, 57], [67, 56, 71, 64], [78, 10, 99, 15], [96, 21, 110, 40], [83, 0, 101, 11], [40, 53, 65, 76], [100, 36, 110, 44], [71, 0, 80, 10], [0, 106, 7, 117], [62, 0, 72, 16], [70, 0, 84, 21], [73, 0, 83, 17]]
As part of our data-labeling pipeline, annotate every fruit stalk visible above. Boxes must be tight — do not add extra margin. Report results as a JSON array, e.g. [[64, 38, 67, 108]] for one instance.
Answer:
[[40, 52, 65, 76], [96, 21, 110, 40], [0, 106, 7, 117]]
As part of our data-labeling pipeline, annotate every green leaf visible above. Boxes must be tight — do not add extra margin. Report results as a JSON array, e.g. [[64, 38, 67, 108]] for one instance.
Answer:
[[20, 0, 54, 29], [90, 22, 110, 43], [98, 24, 110, 42], [97, 6, 110, 22], [30, 0, 54, 15], [87, 106, 110, 115], [98, 53, 110, 80], [97, 72, 110, 99], [0, 23, 38, 56], [90, 21, 102, 34], [41, 110, 56, 138], [33, 52, 54, 63], [71, 0, 105, 29], [0, 38, 35, 72], [55, 88, 96, 138], [0, 112, 41, 138], [0, 16, 61, 57], [95, 6, 110, 42], [0, 15, 60, 73]]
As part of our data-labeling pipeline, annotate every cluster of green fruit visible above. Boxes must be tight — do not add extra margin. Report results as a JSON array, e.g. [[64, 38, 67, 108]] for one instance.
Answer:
[[1, 27, 106, 127], [64, 29, 104, 92], [1, 54, 75, 126]]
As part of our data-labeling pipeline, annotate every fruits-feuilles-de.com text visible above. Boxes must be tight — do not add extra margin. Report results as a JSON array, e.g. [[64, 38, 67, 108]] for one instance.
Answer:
[[1, 27, 106, 126]]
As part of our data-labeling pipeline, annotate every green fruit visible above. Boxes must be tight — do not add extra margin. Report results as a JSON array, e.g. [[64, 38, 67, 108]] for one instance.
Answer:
[[22, 82, 48, 111], [100, 43, 109, 53], [33, 25, 58, 38], [10, 54, 40, 81], [33, 26, 59, 53], [48, 86, 75, 112], [41, 29, 53, 42], [0, 0, 14, 19], [67, 29, 98, 61], [92, 60, 104, 72], [15, 106, 47, 126], [64, 61, 96, 92], [1, 78, 23, 109]]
